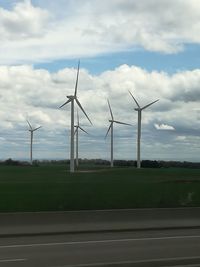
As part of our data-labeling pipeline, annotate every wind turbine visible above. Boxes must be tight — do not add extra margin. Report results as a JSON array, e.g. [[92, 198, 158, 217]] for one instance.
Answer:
[[129, 91, 159, 169], [105, 100, 131, 167], [27, 120, 42, 165], [74, 110, 89, 168], [59, 61, 92, 172]]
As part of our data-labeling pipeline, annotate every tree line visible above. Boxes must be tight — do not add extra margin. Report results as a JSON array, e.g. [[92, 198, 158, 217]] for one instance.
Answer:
[[0, 158, 200, 168]]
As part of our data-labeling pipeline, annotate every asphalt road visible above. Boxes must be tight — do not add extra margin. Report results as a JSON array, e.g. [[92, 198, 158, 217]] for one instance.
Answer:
[[1, 229, 200, 266], [1, 208, 200, 236]]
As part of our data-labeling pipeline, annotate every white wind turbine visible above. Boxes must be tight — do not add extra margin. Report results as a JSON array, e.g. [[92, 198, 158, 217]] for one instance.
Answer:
[[74, 110, 89, 168], [27, 120, 42, 165], [59, 61, 92, 172], [129, 91, 159, 169], [105, 100, 131, 167]]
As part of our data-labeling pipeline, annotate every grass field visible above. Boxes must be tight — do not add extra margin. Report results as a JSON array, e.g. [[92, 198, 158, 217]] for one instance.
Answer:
[[0, 164, 200, 212]]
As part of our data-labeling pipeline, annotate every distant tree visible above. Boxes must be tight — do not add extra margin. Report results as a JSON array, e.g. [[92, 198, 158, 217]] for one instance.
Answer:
[[141, 160, 160, 168], [4, 158, 19, 166]]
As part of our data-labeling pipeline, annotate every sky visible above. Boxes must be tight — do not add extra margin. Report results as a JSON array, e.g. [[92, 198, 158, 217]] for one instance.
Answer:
[[0, 0, 200, 162]]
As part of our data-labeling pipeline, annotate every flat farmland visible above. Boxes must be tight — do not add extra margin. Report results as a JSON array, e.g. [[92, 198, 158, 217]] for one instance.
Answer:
[[0, 165, 200, 212]]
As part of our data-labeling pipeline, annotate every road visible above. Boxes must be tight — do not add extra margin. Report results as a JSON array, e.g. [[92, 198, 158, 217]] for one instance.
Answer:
[[1, 208, 200, 236], [1, 229, 200, 266]]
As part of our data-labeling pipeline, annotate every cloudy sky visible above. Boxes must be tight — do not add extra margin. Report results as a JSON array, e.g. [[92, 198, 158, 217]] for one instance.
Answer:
[[0, 0, 200, 162]]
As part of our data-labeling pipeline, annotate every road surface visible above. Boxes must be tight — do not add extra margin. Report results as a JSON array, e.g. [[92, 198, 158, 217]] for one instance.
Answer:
[[1, 228, 200, 266], [1, 208, 200, 236]]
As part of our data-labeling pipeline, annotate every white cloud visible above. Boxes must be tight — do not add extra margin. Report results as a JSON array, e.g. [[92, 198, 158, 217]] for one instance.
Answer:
[[176, 136, 186, 141], [154, 123, 175, 130], [0, 0, 49, 41], [0, 63, 199, 160], [1, 0, 200, 64]]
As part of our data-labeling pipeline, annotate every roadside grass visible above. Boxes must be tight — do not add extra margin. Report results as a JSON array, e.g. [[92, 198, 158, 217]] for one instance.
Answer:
[[0, 165, 200, 212]]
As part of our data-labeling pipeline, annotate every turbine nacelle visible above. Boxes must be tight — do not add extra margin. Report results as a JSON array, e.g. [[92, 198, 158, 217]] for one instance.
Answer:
[[74, 125, 89, 135], [67, 95, 75, 100], [129, 90, 159, 111], [27, 120, 41, 132]]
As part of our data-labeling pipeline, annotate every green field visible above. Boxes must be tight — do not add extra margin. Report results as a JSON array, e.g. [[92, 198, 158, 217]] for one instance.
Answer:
[[0, 164, 200, 212]]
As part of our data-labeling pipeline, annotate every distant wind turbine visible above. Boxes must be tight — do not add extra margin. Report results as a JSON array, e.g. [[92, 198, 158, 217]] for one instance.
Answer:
[[27, 120, 42, 165], [74, 111, 89, 168], [129, 91, 159, 169], [59, 61, 92, 172], [105, 100, 131, 167]]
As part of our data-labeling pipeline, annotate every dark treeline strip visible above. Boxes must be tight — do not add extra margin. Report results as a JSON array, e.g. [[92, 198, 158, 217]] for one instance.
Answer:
[[0, 158, 200, 169]]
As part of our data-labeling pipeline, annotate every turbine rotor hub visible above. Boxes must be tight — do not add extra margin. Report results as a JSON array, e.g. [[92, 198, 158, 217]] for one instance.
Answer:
[[67, 95, 74, 99]]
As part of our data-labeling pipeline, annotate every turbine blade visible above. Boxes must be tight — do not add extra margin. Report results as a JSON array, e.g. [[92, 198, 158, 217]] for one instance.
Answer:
[[33, 126, 42, 131], [59, 98, 71, 108], [26, 120, 32, 130], [141, 99, 159, 110], [105, 123, 112, 138], [129, 90, 140, 108], [107, 99, 114, 120], [77, 109, 79, 126], [75, 98, 92, 125], [79, 126, 89, 135], [74, 60, 80, 97], [113, 120, 132, 126]]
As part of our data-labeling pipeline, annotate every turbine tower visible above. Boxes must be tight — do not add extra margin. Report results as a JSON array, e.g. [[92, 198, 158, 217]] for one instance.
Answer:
[[129, 91, 159, 169], [105, 100, 131, 167], [27, 120, 42, 165], [59, 61, 92, 172], [74, 110, 89, 168]]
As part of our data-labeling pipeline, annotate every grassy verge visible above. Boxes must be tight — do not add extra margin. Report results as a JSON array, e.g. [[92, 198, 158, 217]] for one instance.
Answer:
[[0, 165, 200, 212]]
